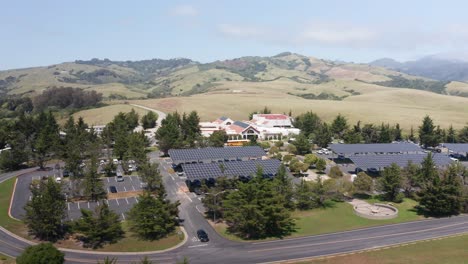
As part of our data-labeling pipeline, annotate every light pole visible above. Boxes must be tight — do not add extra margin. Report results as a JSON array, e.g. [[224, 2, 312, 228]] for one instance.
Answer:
[[212, 190, 227, 223]]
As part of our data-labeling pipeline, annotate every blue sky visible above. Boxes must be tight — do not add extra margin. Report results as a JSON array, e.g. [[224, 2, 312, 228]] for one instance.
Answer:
[[2, 0, 468, 70]]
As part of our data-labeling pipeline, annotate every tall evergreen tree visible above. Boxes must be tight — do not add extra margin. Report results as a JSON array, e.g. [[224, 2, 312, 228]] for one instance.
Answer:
[[291, 133, 311, 155], [141, 111, 159, 129], [419, 115, 439, 148], [127, 191, 179, 240], [24, 178, 67, 241], [457, 126, 468, 143], [331, 114, 348, 139], [446, 125, 457, 143], [222, 167, 295, 239], [315, 123, 332, 148], [378, 163, 403, 202], [73, 202, 124, 248], [419, 164, 463, 216], [83, 155, 106, 202], [155, 113, 182, 155], [139, 162, 163, 194]]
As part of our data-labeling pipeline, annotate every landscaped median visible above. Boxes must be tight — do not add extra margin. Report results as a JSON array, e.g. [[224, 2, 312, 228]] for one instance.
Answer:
[[213, 199, 424, 241], [0, 176, 185, 253]]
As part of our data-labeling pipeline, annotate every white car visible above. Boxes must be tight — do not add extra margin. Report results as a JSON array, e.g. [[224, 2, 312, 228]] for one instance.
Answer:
[[55, 177, 62, 183]]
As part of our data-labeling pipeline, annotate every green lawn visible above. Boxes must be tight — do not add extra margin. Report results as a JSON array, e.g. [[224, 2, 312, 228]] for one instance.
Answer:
[[0, 177, 184, 252], [0, 254, 15, 264], [304, 234, 468, 264], [94, 223, 184, 252], [0, 177, 29, 236], [215, 199, 423, 241]]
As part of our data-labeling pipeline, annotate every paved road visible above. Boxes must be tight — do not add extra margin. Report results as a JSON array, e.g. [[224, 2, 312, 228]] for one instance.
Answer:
[[3, 161, 468, 263]]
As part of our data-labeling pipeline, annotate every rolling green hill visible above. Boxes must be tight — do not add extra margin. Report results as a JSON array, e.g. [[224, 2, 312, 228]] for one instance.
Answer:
[[1, 52, 464, 101]]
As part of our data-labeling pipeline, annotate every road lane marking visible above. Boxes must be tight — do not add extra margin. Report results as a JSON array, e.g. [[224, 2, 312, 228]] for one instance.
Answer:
[[248, 221, 468, 253], [125, 198, 129, 204], [176, 182, 181, 186], [188, 244, 208, 248], [195, 205, 204, 214], [184, 193, 193, 202], [170, 175, 175, 181]]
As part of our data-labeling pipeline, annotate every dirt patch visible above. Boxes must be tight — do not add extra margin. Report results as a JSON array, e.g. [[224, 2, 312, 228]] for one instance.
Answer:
[[107, 190, 143, 199]]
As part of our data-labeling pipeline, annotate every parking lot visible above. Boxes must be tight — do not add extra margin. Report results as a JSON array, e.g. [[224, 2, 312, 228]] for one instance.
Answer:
[[12, 173, 144, 221], [67, 196, 139, 221]]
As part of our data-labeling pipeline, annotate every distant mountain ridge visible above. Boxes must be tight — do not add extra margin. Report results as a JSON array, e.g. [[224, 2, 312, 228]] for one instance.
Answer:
[[370, 55, 468, 82], [1, 52, 468, 100]]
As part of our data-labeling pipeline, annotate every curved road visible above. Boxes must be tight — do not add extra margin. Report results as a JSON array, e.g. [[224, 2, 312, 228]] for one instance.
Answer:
[[1, 106, 468, 263], [2, 166, 468, 264]]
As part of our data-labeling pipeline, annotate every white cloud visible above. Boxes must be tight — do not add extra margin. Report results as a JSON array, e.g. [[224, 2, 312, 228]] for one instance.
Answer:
[[297, 22, 377, 46], [217, 24, 266, 38], [170, 4, 198, 17]]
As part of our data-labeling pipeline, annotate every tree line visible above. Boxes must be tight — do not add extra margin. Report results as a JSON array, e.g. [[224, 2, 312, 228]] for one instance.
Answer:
[[33, 87, 103, 111]]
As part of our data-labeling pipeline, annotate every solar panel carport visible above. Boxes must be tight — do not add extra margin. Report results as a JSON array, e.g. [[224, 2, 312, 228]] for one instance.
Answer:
[[169, 146, 266, 165], [329, 143, 422, 156], [182, 159, 282, 180], [442, 143, 468, 154], [350, 153, 453, 171]]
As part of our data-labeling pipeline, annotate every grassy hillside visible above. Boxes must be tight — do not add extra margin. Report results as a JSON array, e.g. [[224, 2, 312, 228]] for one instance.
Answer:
[[0, 52, 455, 102], [130, 87, 468, 131]]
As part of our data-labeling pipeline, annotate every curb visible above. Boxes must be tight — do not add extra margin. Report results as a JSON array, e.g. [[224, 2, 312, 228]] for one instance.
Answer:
[[8, 178, 21, 221], [0, 225, 188, 256]]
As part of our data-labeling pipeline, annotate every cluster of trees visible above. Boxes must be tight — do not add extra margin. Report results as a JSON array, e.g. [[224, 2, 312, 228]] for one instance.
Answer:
[[33, 87, 102, 111], [24, 157, 179, 247], [141, 111, 158, 129], [0, 96, 33, 118], [373, 76, 448, 94], [353, 154, 468, 216], [202, 165, 353, 239], [0, 111, 61, 171], [156, 111, 215, 155], [102, 109, 148, 162]]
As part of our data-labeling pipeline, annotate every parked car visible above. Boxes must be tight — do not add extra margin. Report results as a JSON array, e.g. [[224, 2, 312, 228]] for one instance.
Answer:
[[177, 171, 184, 176], [197, 229, 209, 242], [109, 186, 117, 193], [367, 168, 379, 174], [62, 169, 70, 177], [55, 177, 62, 183], [116, 175, 124, 182]]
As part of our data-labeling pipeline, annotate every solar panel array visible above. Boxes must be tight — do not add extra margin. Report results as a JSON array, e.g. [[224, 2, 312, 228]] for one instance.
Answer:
[[329, 143, 422, 155], [350, 153, 453, 169], [169, 146, 266, 164], [442, 143, 468, 153], [182, 159, 282, 180]]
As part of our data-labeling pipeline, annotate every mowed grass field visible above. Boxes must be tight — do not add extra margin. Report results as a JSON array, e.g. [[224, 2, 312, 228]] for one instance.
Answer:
[[214, 200, 422, 242], [72, 104, 149, 125], [303, 233, 468, 264], [133, 86, 468, 131]]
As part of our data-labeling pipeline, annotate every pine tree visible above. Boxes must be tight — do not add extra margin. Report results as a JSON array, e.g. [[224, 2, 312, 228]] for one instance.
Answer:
[[419, 115, 439, 148], [378, 163, 403, 202], [73, 202, 124, 248], [141, 111, 159, 129], [155, 113, 182, 155], [315, 158, 326, 173], [419, 164, 463, 216], [315, 123, 332, 148], [446, 125, 457, 143], [127, 191, 179, 240], [222, 167, 295, 239], [353, 172, 373, 193], [331, 114, 348, 139], [17, 243, 64, 264], [139, 162, 163, 194], [83, 155, 106, 202], [24, 178, 67, 241], [294, 180, 317, 210]]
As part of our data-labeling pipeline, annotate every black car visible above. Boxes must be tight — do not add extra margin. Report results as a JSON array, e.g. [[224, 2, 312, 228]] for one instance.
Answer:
[[197, 229, 209, 242], [109, 186, 117, 193]]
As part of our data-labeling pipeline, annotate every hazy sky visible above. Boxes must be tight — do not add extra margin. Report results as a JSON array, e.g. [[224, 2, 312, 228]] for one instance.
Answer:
[[2, 0, 468, 70]]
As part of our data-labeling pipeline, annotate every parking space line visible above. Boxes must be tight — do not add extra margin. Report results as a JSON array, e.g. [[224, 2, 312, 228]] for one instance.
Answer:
[[129, 177, 133, 181], [125, 198, 129, 204], [121, 213, 126, 220], [107, 177, 110, 182], [116, 199, 120, 206], [184, 193, 193, 202], [77, 202, 80, 209], [67, 203, 70, 211], [104, 199, 108, 205], [132, 186, 135, 191], [97, 201, 100, 206], [87, 202, 90, 209], [134, 197, 139, 203], [124, 186, 127, 192], [29, 196, 32, 201]]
